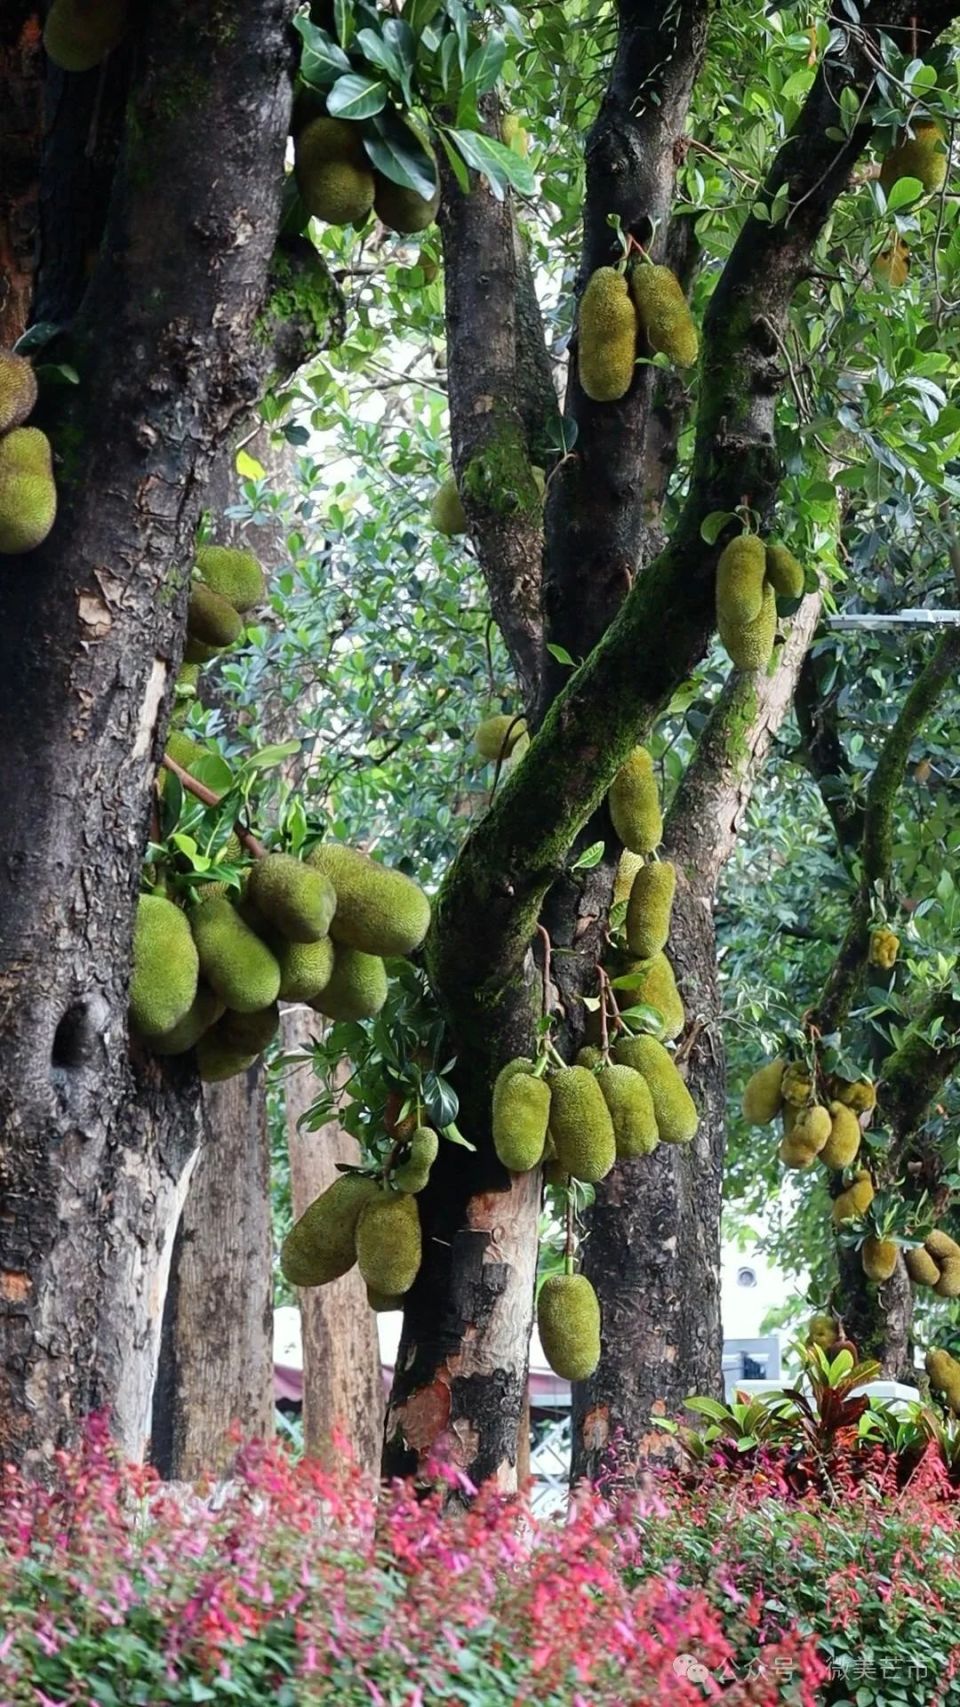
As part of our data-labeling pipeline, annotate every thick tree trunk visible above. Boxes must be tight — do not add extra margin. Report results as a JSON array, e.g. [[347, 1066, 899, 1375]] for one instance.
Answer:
[[0, 1, 295, 1466], [0, 6, 41, 347], [282, 1010, 384, 1474]]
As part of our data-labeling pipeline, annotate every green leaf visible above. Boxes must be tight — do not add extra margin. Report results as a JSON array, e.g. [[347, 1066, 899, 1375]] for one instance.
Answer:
[[546, 642, 576, 667], [463, 36, 507, 95], [438, 129, 471, 194], [700, 510, 736, 545], [242, 741, 301, 771], [447, 129, 535, 200], [423, 1070, 459, 1128], [334, 0, 355, 50], [326, 73, 388, 121], [404, 0, 441, 33], [364, 109, 437, 199], [885, 175, 923, 212], [236, 448, 266, 480], [293, 16, 352, 86], [570, 840, 605, 872]]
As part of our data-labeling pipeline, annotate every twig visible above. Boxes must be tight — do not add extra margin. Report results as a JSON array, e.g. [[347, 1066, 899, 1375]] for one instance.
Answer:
[[160, 754, 266, 859]]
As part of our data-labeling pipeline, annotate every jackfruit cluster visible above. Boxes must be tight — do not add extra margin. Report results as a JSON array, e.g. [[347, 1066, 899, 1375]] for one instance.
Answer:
[[629, 263, 699, 369], [879, 121, 947, 195], [44, 0, 128, 72], [613, 1035, 698, 1144], [294, 113, 440, 234], [926, 1346, 960, 1415], [742, 1057, 866, 1174], [184, 541, 265, 666], [578, 267, 638, 403], [869, 927, 899, 970], [0, 350, 57, 556], [905, 1228, 960, 1297], [537, 1272, 601, 1381], [613, 951, 685, 1042], [715, 535, 782, 671]]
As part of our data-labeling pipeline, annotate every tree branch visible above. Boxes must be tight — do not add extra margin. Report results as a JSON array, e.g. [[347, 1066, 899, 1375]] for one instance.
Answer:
[[881, 988, 960, 1143], [794, 648, 865, 853], [0, 6, 43, 345], [160, 756, 265, 860]]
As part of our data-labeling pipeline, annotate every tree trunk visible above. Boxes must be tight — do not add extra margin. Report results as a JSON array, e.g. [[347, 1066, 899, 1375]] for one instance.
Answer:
[[282, 1010, 384, 1474]]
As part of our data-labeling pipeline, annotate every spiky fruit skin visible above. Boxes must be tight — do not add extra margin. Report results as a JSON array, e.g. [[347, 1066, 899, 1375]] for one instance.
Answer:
[[307, 842, 430, 957], [430, 476, 467, 535], [869, 927, 899, 969], [779, 1132, 819, 1168], [613, 850, 643, 910], [926, 1347, 960, 1414], [831, 1078, 877, 1115], [742, 1058, 786, 1126], [43, 0, 128, 71], [935, 1258, 960, 1299], [820, 1102, 861, 1169], [716, 535, 765, 626], [548, 1066, 617, 1181], [862, 1237, 898, 1282], [374, 176, 440, 234], [129, 896, 200, 1039], [355, 1192, 422, 1295], [629, 264, 698, 368], [765, 542, 805, 599], [190, 897, 281, 1013], [159, 727, 205, 796], [596, 1064, 659, 1158], [0, 426, 57, 554], [925, 1229, 960, 1263], [832, 1170, 875, 1225], [873, 240, 909, 288], [183, 636, 222, 665], [475, 714, 527, 762], [493, 1069, 550, 1172], [608, 746, 662, 854], [281, 1174, 380, 1287], [719, 578, 776, 671], [501, 114, 530, 157], [880, 121, 947, 193], [537, 1274, 601, 1381], [187, 584, 243, 648], [577, 267, 637, 403], [393, 1126, 439, 1193], [807, 1313, 838, 1351], [295, 117, 375, 225], [781, 1063, 814, 1107], [247, 852, 336, 944], [147, 983, 224, 1056], [216, 1004, 280, 1056], [615, 952, 684, 1042], [310, 944, 388, 1022], [195, 545, 264, 613], [625, 861, 676, 960], [276, 935, 335, 1003], [904, 1246, 941, 1287], [613, 1034, 697, 1144], [0, 352, 38, 433]]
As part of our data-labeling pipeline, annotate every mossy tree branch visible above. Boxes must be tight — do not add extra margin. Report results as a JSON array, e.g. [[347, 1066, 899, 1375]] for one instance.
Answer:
[[794, 648, 866, 854]]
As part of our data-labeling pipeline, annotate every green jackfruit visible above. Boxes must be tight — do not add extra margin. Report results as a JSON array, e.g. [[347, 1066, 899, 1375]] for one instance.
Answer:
[[195, 545, 265, 614], [615, 952, 684, 1042], [430, 476, 467, 536], [0, 427, 57, 555], [935, 1258, 960, 1299], [596, 1063, 659, 1158], [475, 714, 527, 763], [793, 1104, 831, 1154], [537, 1273, 601, 1381], [215, 1003, 280, 1056], [276, 935, 335, 1003], [925, 1229, 960, 1263], [862, 1237, 898, 1282], [548, 1065, 616, 1181], [295, 117, 376, 225], [187, 584, 242, 648], [195, 1035, 257, 1083], [307, 842, 430, 957], [44, 0, 128, 71], [716, 535, 765, 627], [394, 1125, 439, 1193], [613, 849, 643, 910], [608, 746, 662, 854], [501, 114, 530, 157], [719, 579, 777, 672], [576, 1046, 602, 1070], [831, 1078, 877, 1115], [779, 1130, 819, 1168], [0, 352, 37, 434], [147, 983, 224, 1056], [355, 1191, 422, 1295], [159, 728, 204, 796], [820, 1102, 861, 1170], [613, 1034, 698, 1143], [832, 1169, 875, 1225], [190, 898, 281, 1013], [183, 636, 222, 665], [742, 1058, 785, 1126], [374, 175, 440, 234], [247, 852, 336, 944], [625, 860, 676, 960], [493, 1066, 550, 1172], [869, 927, 899, 969], [905, 1246, 940, 1288], [880, 121, 947, 194], [577, 267, 637, 403], [281, 1174, 380, 1287], [781, 1063, 814, 1107], [629, 263, 698, 368], [310, 943, 388, 1021], [807, 1313, 838, 1351], [367, 1286, 403, 1311], [926, 1347, 960, 1413], [129, 895, 199, 1040], [764, 542, 805, 600]]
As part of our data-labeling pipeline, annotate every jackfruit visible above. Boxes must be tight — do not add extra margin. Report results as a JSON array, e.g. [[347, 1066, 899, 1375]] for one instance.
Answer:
[[195, 545, 264, 613], [764, 542, 805, 600], [742, 1058, 785, 1126], [187, 584, 242, 648], [537, 1273, 601, 1381], [630, 263, 698, 368], [880, 121, 947, 194], [614, 952, 684, 1041], [147, 982, 224, 1056], [926, 1347, 960, 1412], [374, 175, 440, 234], [44, 0, 128, 72], [247, 852, 336, 944], [195, 1034, 257, 1083], [281, 1174, 381, 1287], [820, 1102, 861, 1170], [925, 1229, 960, 1263], [501, 114, 530, 157], [862, 1236, 898, 1282], [183, 637, 223, 665], [625, 860, 676, 960], [0, 352, 37, 433], [716, 534, 766, 627], [355, 1191, 422, 1295], [935, 1259, 960, 1299], [873, 239, 909, 288], [310, 943, 388, 1022], [807, 1313, 838, 1351], [612, 849, 643, 910], [0, 426, 57, 555], [129, 895, 200, 1040], [832, 1169, 875, 1225], [781, 1063, 814, 1107], [577, 267, 637, 404], [719, 579, 777, 672], [548, 1065, 616, 1181], [367, 1286, 403, 1311], [276, 935, 335, 1003], [215, 1003, 280, 1056], [831, 1078, 877, 1114], [430, 476, 467, 536], [394, 1125, 439, 1193], [475, 714, 527, 763], [596, 1063, 659, 1158], [190, 897, 281, 1013], [608, 746, 662, 854], [543, 1156, 569, 1187], [295, 117, 375, 225], [869, 927, 899, 969], [307, 842, 430, 957], [613, 1034, 697, 1143], [493, 1066, 550, 1172], [904, 1246, 940, 1287], [159, 727, 204, 796], [779, 1131, 818, 1167], [576, 1046, 602, 1070]]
